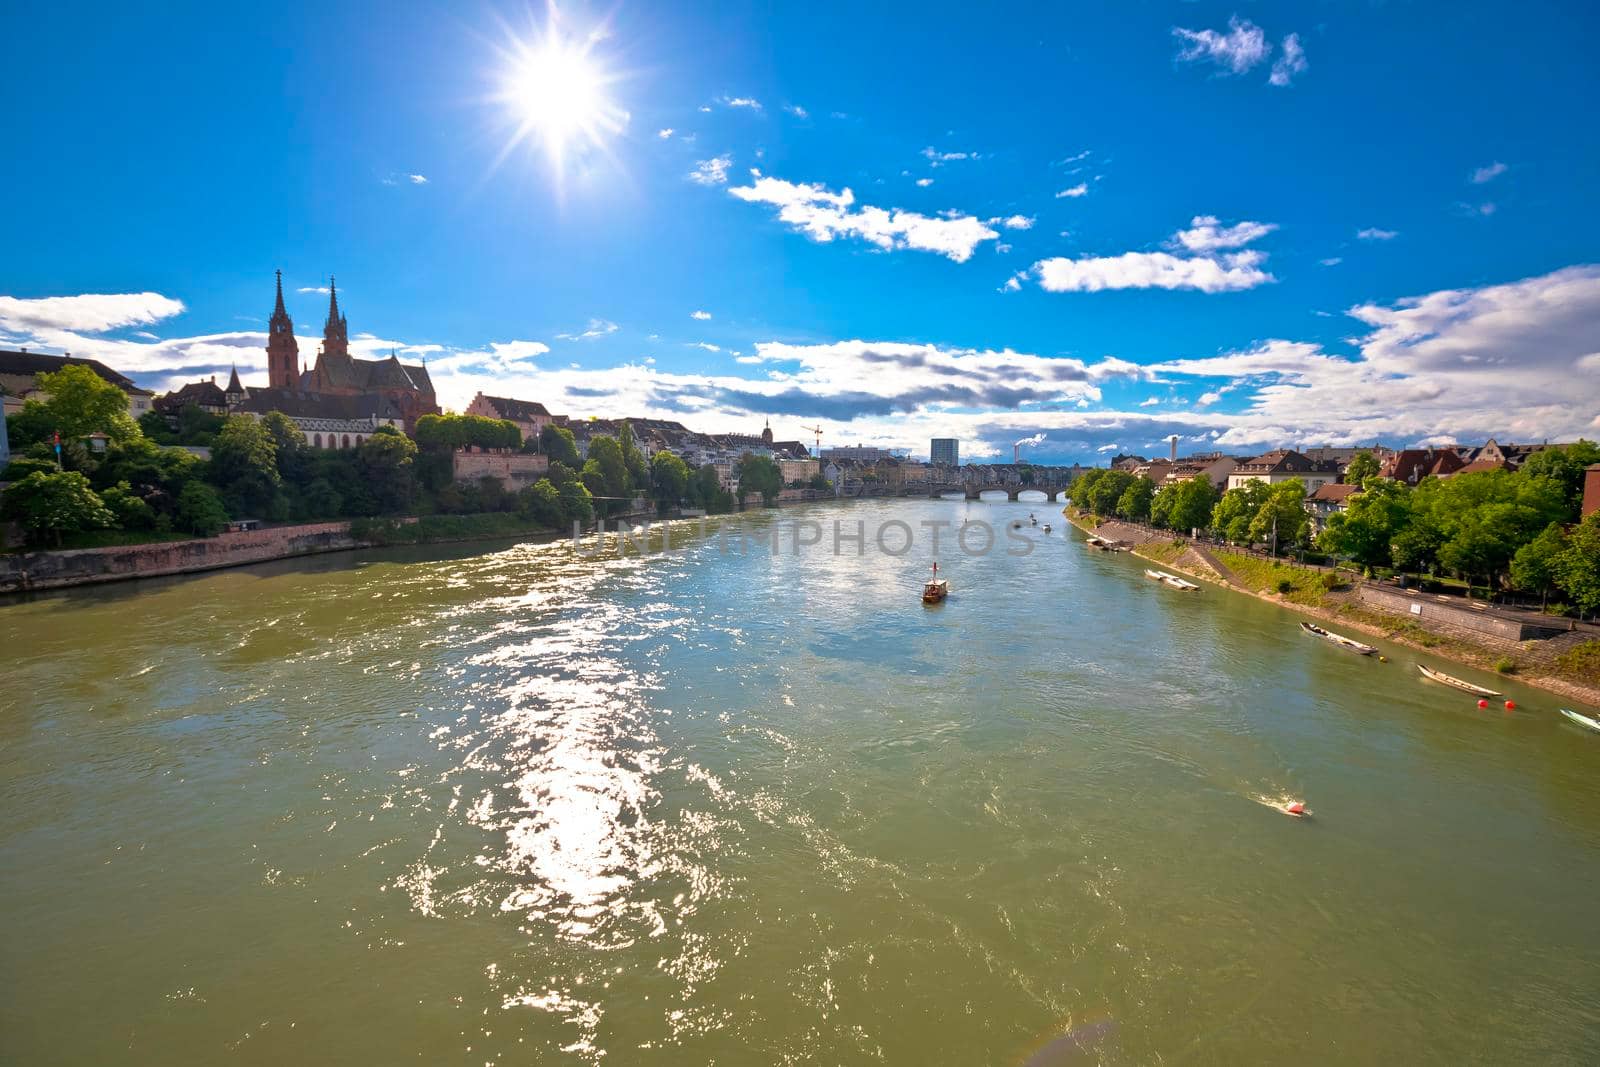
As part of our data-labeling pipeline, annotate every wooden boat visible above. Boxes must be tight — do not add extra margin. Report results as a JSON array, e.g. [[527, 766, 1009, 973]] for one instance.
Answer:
[[1145, 568, 1199, 591], [1299, 621, 1377, 655], [922, 562, 948, 604], [1559, 708, 1600, 733], [1417, 663, 1500, 696]]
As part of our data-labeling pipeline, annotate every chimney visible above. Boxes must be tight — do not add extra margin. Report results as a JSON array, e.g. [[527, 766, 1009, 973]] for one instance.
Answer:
[[1169, 435, 1178, 462], [1013, 443, 1020, 464]]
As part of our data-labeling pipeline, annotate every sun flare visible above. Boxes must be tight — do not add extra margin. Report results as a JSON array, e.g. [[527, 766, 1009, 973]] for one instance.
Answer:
[[495, 25, 627, 177]]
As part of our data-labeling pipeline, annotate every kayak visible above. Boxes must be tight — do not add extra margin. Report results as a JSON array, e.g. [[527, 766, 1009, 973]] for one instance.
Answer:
[[1559, 708, 1600, 734], [1418, 663, 1501, 697]]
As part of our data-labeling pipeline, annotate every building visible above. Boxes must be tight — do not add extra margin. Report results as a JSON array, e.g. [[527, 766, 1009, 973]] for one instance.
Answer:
[[1300, 445, 1394, 471], [268, 273, 439, 431], [1584, 464, 1600, 519], [930, 438, 959, 466], [0, 348, 155, 419], [232, 388, 403, 449], [1165, 455, 1239, 489], [1109, 454, 1147, 472], [154, 375, 231, 417], [465, 393, 554, 443], [1381, 448, 1466, 485], [778, 456, 821, 484], [0, 389, 9, 467], [1306, 482, 1361, 525], [821, 444, 895, 463], [1226, 449, 1340, 494]]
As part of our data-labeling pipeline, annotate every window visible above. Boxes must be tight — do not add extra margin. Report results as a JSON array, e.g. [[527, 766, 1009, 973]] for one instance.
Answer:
[[343, 435, 351, 449], [313, 434, 322, 448], [356, 435, 364, 446]]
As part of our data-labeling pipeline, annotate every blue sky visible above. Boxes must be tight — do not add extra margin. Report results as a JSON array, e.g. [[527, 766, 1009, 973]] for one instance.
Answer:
[[4, 0, 1598, 462]]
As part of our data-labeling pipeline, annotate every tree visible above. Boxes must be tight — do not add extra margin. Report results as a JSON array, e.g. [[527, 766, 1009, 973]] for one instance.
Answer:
[[1085, 469, 1133, 516], [259, 412, 307, 478], [0, 469, 113, 546], [618, 420, 648, 493], [558, 478, 595, 524], [208, 416, 280, 516], [1167, 477, 1219, 534], [415, 413, 520, 452], [1557, 512, 1600, 619], [736, 453, 782, 505], [1511, 522, 1568, 608], [649, 449, 691, 514], [1317, 477, 1409, 568], [101, 480, 157, 530], [1344, 450, 1380, 486], [30, 364, 141, 444], [1211, 480, 1271, 542], [175, 404, 225, 445], [540, 424, 581, 468], [297, 478, 344, 519], [1247, 479, 1309, 553], [175, 480, 228, 536], [583, 436, 629, 510], [359, 428, 418, 514], [520, 478, 563, 527], [137, 409, 175, 444], [1115, 476, 1155, 522]]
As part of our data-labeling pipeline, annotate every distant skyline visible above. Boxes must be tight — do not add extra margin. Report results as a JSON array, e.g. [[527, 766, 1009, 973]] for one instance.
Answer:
[[3, 1, 1598, 463]]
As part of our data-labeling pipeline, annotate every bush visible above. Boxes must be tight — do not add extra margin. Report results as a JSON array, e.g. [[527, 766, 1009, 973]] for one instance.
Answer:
[[1277, 577, 1295, 594], [1555, 641, 1600, 685], [1, 457, 56, 482], [1494, 657, 1518, 675], [175, 481, 228, 536]]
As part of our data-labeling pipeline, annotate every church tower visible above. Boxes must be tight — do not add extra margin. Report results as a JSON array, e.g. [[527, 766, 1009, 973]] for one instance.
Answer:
[[266, 270, 300, 389], [323, 277, 349, 360]]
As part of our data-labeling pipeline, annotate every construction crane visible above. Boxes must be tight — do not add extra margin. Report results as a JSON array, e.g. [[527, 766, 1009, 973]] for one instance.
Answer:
[[802, 424, 824, 455]]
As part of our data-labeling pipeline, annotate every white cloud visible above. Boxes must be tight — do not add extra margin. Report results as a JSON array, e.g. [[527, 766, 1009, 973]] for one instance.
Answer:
[[689, 155, 732, 185], [1025, 216, 1277, 293], [0, 292, 186, 333], [1173, 16, 1270, 75], [297, 286, 330, 295], [1170, 215, 1277, 253], [487, 340, 549, 360], [1055, 183, 1089, 199], [408, 174, 428, 185], [921, 146, 973, 163], [1096, 443, 1121, 453], [1000, 214, 1035, 231], [722, 96, 763, 111], [689, 342, 721, 353], [1139, 397, 1160, 407], [1319, 257, 1343, 267], [728, 172, 1000, 263], [784, 104, 808, 119], [1000, 276, 1022, 293], [1268, 33, 1307, 87], [1358, 227, 1398, 241], [1471, 161, 1508, 184], [1457, 200, 1497, 217], [915, 177, 934, 187], [555, 318, 618, 341], [658, 128, 674, 139], [691, 310, 712, 320], [1054, 149, 1091, 167]]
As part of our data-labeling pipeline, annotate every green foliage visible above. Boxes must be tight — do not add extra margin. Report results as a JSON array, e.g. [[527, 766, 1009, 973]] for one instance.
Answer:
[[1317, 477, 1408, 567], [1115, 476, 1155, 522], [30, 364, 142, 444], [1510, 522, 1567, 602], [1149, 476, 1218, 533], [649, 449, 691, 514], [358, 429, 418, 514], [175, 404, 225, 445], [137, 409, 175, 443], [1344, 450, 1380, 485], [1555, 640, 1600, 685], [100, 480, 157, 530], [736, 452, 782, 505], [1556, 512, 1600, 617], [207, 416, 280, 516], [1211, 479, 1271, 542], [414, 413, 521, 452], [5, 401, 56, 452], [1246, 479, 1309, 548], [0, 469, 114, 546], [539, 424, 581, 468], [1517, 440, 1600, 520], [175, 480, 228, 536], [520, 478, 563, 526], [618, 421, 648, 493], [1494, 657, 1518, 675], [2, 457, 56, 482]]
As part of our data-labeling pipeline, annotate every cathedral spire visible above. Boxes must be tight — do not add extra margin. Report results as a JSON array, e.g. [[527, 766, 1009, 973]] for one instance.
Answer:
[[322, 275, 349, 360], [266, 270, 300, 389], [273, 269, 286, 317]]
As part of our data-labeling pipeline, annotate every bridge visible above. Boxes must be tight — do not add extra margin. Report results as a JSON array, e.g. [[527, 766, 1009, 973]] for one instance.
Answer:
[[923, 482, 1074, 501]]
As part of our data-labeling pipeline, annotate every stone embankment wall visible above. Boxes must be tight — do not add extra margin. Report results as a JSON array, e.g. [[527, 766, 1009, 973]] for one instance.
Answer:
[[0, 521, 385, 593], [452, 450, 549, 487], [1355, 585, 1565, 642]]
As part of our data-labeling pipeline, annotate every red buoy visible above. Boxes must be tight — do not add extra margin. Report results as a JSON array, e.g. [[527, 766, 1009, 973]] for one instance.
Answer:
[[1286, 802, 1305, 815], [1477, 699, 1489, 709], [1504, 700, 1516, 710]]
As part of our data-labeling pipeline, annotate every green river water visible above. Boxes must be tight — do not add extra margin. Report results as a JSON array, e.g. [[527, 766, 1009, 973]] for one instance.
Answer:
[[3, 498, 1599, 1065]]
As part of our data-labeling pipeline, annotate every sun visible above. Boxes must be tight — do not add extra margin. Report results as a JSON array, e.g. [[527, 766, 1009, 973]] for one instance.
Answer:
[[493, 21, 627, 179]]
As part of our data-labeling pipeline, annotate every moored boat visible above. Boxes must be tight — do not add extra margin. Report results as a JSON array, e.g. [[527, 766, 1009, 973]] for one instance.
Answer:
[[922, 562, 948, 604], [1299, 621, 1377, 655], [1145, 568, 1199, 591], [1417, 663, 1500, 696], [1042, 523, 1052, 533], [1559, 708, 1600, 733]]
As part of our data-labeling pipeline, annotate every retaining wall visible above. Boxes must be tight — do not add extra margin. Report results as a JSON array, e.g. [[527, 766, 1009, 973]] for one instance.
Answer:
[[0, 521, 379, 593], [1356, 585, 1565, 641]]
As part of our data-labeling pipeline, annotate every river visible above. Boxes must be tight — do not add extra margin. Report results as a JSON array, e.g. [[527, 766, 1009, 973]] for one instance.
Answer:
[[3, 498, 1599, 1064]]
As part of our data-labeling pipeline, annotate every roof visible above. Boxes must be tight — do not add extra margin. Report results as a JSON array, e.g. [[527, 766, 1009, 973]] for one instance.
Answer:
[[309, 351, 435, 396], [234, 387, 402, 421], [1309, 482, 1361, 502], [1453, 457, 1511, 475], [0, 348, 153, 395], [1234, 449, 1338, 475], [155, 379, 228, 411], [475, 394, 552, 421]]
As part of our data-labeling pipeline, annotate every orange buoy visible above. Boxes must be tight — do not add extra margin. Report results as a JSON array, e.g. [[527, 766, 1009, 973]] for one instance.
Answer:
[[1477, 699, 1489, 709], [1286, 801, 1305, 815], [1504, 700, 1516, 710]]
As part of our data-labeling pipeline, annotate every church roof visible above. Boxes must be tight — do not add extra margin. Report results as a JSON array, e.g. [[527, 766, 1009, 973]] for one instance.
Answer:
[[235, 387, 402, 422], [155, 379, 227, 411], [476, 395, 553, 421], [0, 348, 153, 396], [311, 350, 434, 395]]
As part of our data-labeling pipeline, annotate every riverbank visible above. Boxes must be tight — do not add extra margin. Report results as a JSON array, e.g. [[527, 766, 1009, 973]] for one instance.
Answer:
[[1064, 508, 1600, 707]]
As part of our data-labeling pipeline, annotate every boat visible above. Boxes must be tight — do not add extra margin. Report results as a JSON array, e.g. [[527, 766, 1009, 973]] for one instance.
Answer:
[[1144, 568, 1199, 591], [1030, 513, 1038, 526], [1559, 708, 1600, 733], [922, 562, 948, 605], [1042, 524, 1052, 533], [1417, 663, 1500, 696], [1299, 621, 1377, 655]]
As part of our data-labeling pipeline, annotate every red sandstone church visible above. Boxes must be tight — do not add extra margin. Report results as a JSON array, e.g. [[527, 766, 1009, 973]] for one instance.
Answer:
[[262, 271, 439, 431]]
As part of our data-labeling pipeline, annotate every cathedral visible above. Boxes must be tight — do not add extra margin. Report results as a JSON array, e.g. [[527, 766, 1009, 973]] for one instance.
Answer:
[[265, 271, 439, 430]]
